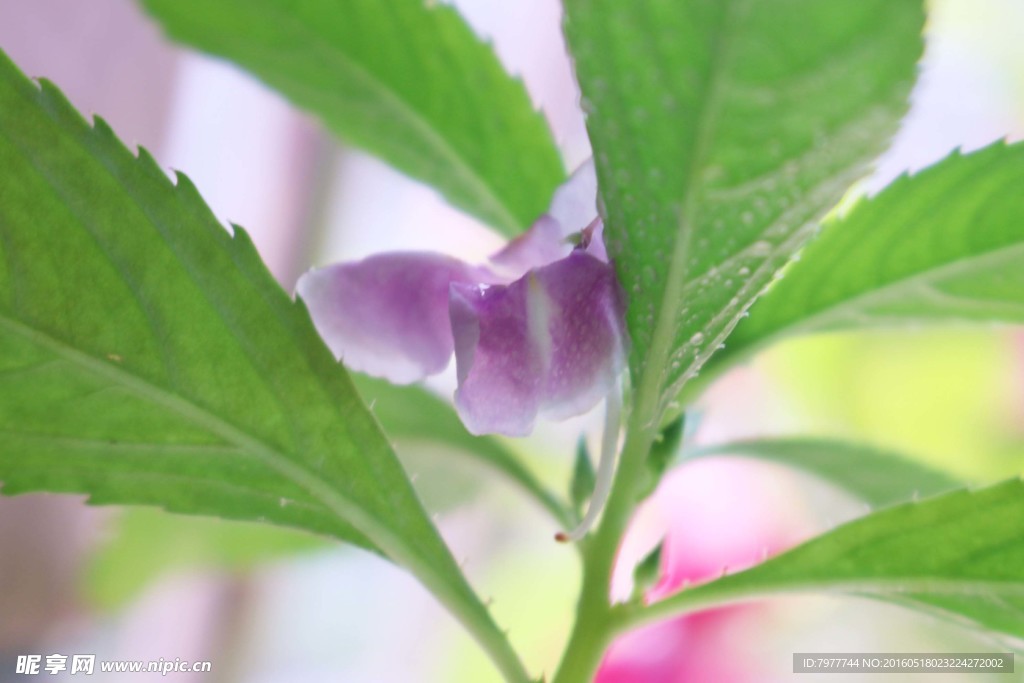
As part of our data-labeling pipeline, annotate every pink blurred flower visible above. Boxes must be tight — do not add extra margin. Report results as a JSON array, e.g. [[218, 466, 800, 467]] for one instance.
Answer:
[[598, 460, 808, 683], [296, 162, 627, 437]]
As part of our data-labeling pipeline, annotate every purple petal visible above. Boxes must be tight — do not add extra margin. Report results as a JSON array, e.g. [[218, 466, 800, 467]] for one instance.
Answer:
[[450, 250, 626, 436], [548, 159, 598, 233], [488, 214, 567, 274], [488, 159, 603, 274], [297, 253, 486, 383]]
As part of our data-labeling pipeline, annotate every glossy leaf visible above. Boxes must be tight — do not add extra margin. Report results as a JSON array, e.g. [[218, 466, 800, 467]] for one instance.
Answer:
[[721, 142, 1024, 361], [640, 479, 1024, 641], [563, 0, 924, 418], [141, 0, 564, 235], [0, 51, 527, 682], [687, 437, 959, 507]]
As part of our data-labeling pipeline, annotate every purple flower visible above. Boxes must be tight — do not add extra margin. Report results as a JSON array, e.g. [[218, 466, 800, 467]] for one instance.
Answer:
[[296, 163, 627, 436]]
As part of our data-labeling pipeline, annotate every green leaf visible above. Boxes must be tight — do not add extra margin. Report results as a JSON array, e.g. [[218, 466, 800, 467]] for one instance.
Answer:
[[883, 592, 1024, 648], [570, 436, 597, 518], [139, 0, 564, 235], [563, 0, 924, 419], [636, 479, 1024, 641], [720, 142, 1024, 362], [687, 437, 959, 508], [0, 51, 528, 683], [637, 415, 685, 500], [353, 374, 571, 527], [631, 542, 664, 601], [86, 508, 327, 609]]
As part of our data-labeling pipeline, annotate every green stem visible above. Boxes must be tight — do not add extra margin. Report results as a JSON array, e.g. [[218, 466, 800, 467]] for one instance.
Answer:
[[549, 562, 616, 683], [474, 626, 533, 683], [546, 17, 734, 657], [548, 210, 700, 682], [550, 412, 661, 683]]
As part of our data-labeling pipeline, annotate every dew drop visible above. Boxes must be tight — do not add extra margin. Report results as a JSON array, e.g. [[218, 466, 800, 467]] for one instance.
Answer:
[[689, 332, 705, 345]]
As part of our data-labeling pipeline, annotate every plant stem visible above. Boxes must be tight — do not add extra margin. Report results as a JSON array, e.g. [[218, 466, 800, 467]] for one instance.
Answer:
[[549, 561, 614, 683], [550, 414, 660, 683]]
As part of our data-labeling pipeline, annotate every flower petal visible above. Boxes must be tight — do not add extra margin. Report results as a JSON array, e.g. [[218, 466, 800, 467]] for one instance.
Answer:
[[548, 158, 598, 233], [450, 250, 626, 436], [488, 159, 600, 274], [581, 217, 609, 262], [597, 462, 811, 683], [297, 253, 486, 383], [488, 214, 567, 274]]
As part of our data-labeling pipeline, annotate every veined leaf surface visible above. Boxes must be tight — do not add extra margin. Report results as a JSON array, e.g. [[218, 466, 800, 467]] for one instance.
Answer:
[[0, 51, 527, 682], [563, 0, 924, 419]]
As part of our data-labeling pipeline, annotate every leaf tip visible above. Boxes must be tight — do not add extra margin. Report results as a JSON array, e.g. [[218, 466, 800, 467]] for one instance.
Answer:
[[34, 77, 59, 96], [228, 222, 257, 250], [133, 144, 158, 166], [91, 114, 116, 139], [25, 75, 45, 93], [170, 169, 215, 209]]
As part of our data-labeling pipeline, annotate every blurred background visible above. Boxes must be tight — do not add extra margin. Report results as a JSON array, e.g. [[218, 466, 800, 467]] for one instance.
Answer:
[[0, 0, 1023, 681]]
